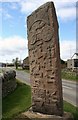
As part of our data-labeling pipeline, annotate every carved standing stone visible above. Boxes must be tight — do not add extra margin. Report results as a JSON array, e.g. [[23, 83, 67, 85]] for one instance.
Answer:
[[27, 2, 63, 116]]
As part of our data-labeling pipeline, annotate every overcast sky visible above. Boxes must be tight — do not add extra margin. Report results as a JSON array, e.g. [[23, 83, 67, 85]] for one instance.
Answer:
[[0, 0, 77, 63]]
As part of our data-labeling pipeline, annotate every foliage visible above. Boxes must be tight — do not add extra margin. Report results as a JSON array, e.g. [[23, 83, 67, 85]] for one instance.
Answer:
[[12, 57, 22, 69], [61, 59, 66, 64]]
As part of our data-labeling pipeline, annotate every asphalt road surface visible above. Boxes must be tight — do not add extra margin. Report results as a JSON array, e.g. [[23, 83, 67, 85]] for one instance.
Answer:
[[16, 70, 30, 85], [15, 70, 78, 107], [62, 79, 78, 107]]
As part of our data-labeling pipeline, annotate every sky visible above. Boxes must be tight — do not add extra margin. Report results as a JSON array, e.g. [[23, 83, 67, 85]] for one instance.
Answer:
[[0, 0, 77, 63]]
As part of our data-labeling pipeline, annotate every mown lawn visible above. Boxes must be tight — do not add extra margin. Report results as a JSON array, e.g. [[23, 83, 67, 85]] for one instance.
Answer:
[[2, 80, 78, 120]]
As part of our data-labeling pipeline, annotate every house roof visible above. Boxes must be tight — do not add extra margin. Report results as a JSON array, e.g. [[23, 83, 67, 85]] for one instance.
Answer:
[[23, 57, 29, 65], [71, 53, 78, 59]]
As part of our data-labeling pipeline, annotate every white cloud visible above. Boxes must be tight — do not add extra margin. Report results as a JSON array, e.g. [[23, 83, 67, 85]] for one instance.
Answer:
[[0, 36, 76, 62], [0, 36, 28, 63], [19, 0, 77, 21], [60, 40, 76, 60], [0, 0, 20, 2], [57, 7, 76, 21], [0, 0, 76, 62], [0, 0, 77, 3], [0, 0, 77, 21], [19, 0, 39, 14]]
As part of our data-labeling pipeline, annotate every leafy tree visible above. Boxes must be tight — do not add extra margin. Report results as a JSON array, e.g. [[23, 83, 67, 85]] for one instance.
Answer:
[[15, 58, 19, 69], [12, 58, 19, 69]]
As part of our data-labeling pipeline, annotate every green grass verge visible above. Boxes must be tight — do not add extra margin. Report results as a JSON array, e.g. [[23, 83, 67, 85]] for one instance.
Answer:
[[2, 80, 31, 119], [64, 101, 78, 120], [0, 68, 2, 73], [61, 70, 78, 81], [2, 80, 78, 120]]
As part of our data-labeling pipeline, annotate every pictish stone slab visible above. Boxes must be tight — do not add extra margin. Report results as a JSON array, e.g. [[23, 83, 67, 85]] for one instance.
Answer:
[[27, 2, 63, 116]]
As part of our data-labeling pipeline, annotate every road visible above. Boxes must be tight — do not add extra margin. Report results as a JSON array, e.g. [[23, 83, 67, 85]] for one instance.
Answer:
[[15, 70, 78, 107], [16, 70, 30, 85], [62, 79, 78, 107]]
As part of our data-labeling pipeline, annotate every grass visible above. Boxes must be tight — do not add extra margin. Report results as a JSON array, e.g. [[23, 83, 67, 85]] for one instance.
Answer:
[[0, 68, 2, 73], [2, 80, 31, 119], [2, 80, 78, 120], [61, 70, 78, 81], [64, 101, 78, 120]]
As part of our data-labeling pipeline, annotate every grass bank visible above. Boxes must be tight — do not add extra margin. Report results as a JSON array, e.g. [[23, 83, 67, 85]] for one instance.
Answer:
[[2, 80, 31, 119], [2, 80, 78, 119], [64, 101, 78, 120], [61, 70, 78, 81]]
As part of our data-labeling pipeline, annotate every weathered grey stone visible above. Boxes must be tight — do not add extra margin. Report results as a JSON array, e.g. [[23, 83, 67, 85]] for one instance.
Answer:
[[3, 70, 16, 81], [2, 70, 17, 98], [27, 1, 63, 116]]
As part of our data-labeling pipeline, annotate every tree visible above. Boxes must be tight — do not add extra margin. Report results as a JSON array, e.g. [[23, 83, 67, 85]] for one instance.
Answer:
[[12, 58, 19, 69], [15, 57, 19, 69], [12, 59, 15, 66]]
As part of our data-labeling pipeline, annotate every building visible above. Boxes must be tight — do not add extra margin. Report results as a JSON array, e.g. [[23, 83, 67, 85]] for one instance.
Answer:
[[67, 53, 78, 70], [22, 57, 29, 69], [0, 63, 6, 67]]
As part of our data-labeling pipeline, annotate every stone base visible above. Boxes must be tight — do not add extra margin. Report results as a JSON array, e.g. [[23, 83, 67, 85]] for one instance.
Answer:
[[22, 108, 74, 120]]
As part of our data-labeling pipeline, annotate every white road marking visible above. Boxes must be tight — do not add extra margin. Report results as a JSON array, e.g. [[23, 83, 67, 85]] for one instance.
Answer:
[[63, 85, 72, 90]]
